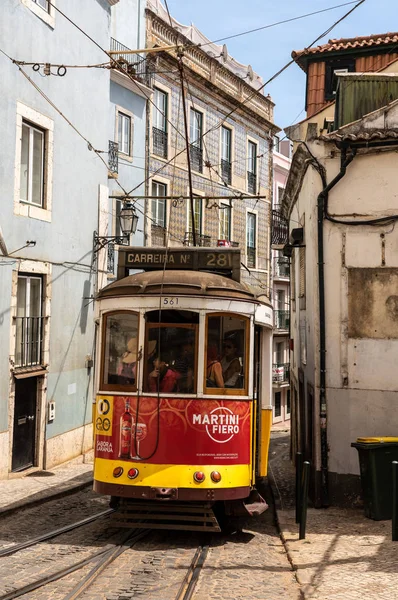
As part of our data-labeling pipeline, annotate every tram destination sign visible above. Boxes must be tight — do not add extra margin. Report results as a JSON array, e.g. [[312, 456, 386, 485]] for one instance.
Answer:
[[117, 247, 241, 281]]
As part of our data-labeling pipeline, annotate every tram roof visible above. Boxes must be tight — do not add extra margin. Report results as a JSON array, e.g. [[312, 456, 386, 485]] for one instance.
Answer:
[[97, 270, 262, 302]]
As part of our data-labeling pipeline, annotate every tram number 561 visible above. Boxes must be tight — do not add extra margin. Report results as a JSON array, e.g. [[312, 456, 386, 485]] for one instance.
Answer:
[[163, 297, 179, 305], [206, 253, 232, 267]]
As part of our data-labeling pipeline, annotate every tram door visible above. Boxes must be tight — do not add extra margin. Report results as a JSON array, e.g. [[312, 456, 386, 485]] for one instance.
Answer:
[[12, 377, 37, 471]]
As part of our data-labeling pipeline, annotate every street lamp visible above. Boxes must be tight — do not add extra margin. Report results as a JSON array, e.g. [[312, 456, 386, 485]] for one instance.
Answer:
[[93, 201, 139, 254]]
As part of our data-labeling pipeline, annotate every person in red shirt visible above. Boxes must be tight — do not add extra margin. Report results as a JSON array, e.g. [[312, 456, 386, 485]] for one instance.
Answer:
[[148, 357, 181, 393]]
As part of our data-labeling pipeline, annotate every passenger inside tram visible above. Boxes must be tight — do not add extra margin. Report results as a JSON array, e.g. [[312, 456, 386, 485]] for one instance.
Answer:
[[116, 335, 138, 385], [173, 337, 195, 393], [221, 334, 242, 387], [206, 344, 224, 388], [148, 356, 181, 393]]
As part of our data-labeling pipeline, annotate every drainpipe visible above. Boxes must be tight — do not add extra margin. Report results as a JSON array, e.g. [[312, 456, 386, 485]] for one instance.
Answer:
[[316, 146, 355, 507]]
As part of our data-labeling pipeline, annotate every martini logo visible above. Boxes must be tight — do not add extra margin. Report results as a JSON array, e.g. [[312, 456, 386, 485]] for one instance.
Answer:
[[192, 407, 239, 443]]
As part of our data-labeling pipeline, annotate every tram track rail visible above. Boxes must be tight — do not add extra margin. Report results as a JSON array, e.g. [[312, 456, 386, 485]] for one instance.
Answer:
[[0, 508, 115, 558], [175, 543, 210, 600], [0, 528, 150, 600]]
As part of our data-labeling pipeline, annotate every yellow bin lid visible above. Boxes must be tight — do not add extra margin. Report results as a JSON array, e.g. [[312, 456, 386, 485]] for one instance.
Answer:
[[356, 437, 398, 443]]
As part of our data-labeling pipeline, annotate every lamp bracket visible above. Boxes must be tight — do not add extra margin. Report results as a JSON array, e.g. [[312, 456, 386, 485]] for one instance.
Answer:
[[93, 231, 129, 254]]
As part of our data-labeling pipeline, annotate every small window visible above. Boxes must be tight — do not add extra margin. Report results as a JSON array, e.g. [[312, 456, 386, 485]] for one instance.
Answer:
[[221, 126, 232, 184], [101, 312, 139, 391], [189, 109, 203, 173], [20, 121, 45, 207], [246, 212, 256, 268], [219, 202, 231, 242], [118, 112, 132, 156], [188, 196, 203, 236], [324, 59, 355, 100], [205, 314, 248, 394], [153, 88, 168, 158], [151, 181, 167, 228], [247, 140, 257, 194], [144, 310, 198, 394]]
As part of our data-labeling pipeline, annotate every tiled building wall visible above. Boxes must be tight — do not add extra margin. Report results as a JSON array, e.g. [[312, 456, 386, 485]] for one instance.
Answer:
[[148, 62, 272, 296]]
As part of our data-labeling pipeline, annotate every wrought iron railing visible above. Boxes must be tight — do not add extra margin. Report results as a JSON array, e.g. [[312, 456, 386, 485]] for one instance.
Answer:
[[246, 246, 256, 268], [274, 257, 290, 278], [247, 171, 257, 194], [274, 310, 290, 330], [221, 159, 232, 184], [15, 316, 44, 367], [108, 140, 118, 175], [152, 127, 168, 158], [184, 231, 211, 247], [189, 145, 203, 173], [110, 38, 153, 87], [272, 362, 290, 383], [271, 206, 289, 246]]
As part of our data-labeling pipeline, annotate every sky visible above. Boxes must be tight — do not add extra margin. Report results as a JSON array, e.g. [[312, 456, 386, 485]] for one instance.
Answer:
[[165, 0, 397, 131]]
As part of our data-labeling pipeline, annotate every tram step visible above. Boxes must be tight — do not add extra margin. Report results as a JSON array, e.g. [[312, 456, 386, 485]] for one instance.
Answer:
[[111, 501, 221, 532]]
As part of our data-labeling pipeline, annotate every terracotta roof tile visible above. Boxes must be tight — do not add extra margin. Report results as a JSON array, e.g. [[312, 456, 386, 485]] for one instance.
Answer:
[[292, 32, 398, 65]]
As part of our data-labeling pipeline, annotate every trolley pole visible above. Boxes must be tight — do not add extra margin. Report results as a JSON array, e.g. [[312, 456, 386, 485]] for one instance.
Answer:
[[177, 53, 197, 247]]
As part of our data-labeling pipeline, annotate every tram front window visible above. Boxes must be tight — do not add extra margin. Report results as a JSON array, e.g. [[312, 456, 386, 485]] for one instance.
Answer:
[[144, 310, 198, 394], [206, 315, 248, 392], [101, 311, 139, 390]]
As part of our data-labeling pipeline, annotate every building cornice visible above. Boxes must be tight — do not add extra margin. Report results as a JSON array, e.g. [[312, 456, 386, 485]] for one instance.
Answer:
[[146, 8, 277, 129]]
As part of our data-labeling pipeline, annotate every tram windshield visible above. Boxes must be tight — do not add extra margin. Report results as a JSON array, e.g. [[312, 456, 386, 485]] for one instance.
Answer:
[[144, 310, 198, 394], [206, 315, 248, 392], [101, 311, 139, 390]]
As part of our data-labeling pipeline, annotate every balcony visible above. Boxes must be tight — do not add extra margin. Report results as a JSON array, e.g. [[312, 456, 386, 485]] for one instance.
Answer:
[[272, 363, 290, 384], [184, 231, 211, 247], [189, 144, 203, 173], [274, 256, 290, 278], [221, 159, 232, 184], [108, 140, 118, 176], [110, 38, 153, 88], [247, 171, 257, 194], [271, 206, 289, 246], [274, 310, 290, 331], [152, 127, 168, 159], [15, 316, 44, 368]]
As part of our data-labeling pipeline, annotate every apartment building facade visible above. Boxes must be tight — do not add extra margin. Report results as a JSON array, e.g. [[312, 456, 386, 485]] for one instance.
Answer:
[[145, 0, 279, 296], [0, 0, 147, 478]]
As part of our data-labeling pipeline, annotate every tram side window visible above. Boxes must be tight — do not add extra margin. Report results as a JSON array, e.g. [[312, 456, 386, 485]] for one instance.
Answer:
[[101, 312, 139, 389], [144, 311, 198, 394], [206, 315, 248, 392]]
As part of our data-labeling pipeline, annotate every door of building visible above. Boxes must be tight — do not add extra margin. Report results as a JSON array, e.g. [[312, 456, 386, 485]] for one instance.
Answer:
[[12, 377, 37, 471]]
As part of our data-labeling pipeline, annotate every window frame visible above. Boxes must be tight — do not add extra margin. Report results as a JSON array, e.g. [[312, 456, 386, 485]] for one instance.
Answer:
[[20, 121, 45, 208], [22, 0, 55, 27], [246, 210, 257, 269], [219, 201, 232, 242], [324, 58, 355, 100], [153, 87, 168, 133], [115, 106, 134, 160], [15, 274, 43, 367], [143, 322, 198, 395], [204, 312, 250, 397], [100, 310, 140, 393], [187, 194, 204, 237], [152, 85, 170, 159], [151, 180, 167, 228], [14, 102, 53, 222]]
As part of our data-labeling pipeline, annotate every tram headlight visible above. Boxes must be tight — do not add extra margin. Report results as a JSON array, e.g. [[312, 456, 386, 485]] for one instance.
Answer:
[[211, 471, 222, 483], [113, 466, 123, 478], [127, 468, 139, 480], [193, 471, 205, 483]]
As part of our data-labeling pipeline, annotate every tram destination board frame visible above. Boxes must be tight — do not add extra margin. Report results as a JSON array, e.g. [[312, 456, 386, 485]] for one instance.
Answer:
[[117, 247, 241, 281]]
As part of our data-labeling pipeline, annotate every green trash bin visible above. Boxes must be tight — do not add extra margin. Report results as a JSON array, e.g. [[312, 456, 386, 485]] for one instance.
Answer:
[[351, 437, 398, 520]]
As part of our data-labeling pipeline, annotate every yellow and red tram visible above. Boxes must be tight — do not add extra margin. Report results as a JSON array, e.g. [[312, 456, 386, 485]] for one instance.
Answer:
[[93, 248, 273, 529]]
